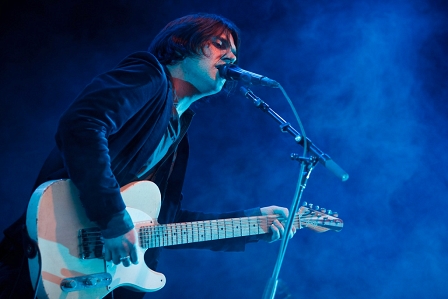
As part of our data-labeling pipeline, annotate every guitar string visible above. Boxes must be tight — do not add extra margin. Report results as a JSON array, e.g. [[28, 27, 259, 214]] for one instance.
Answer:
[[80, 218, 303, 250], [79, 213, 341, 255], [80, 211, 344, 249], [80, 214, 334, 244], [139, 218, 269, 248], [80, 217, 303, 240]]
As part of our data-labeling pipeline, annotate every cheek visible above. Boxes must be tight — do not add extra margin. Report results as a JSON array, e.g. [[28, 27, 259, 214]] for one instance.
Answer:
[[202, 45, 213, 57], [198, 59, 215, 75]]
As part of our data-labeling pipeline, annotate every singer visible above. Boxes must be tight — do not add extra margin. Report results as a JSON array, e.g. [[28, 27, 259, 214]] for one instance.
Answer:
[[0, 13, 296, 299]]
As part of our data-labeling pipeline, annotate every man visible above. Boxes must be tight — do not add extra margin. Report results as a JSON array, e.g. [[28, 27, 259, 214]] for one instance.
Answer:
[[0, 13, 295, 298]]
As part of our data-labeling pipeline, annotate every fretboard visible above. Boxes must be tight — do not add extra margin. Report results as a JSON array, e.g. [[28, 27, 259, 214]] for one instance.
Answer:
[[138, 215, 298, 249]]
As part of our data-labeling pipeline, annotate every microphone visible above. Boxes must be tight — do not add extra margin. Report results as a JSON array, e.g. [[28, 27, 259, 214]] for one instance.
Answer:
[[217, 64, 280, 88]]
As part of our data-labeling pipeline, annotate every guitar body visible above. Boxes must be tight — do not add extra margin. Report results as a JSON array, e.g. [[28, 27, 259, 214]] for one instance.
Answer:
[[26, 179, 166, 299]]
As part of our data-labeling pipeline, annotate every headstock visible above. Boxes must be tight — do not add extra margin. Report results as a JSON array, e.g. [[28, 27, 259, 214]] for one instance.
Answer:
[[297, 202, 343, 233]]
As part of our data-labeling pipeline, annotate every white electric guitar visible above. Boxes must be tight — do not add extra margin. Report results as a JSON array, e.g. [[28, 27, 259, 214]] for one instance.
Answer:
[[26, 179, 343, 299]]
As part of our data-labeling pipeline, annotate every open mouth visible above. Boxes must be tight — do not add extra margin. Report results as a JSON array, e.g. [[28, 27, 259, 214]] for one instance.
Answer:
[[215, 64, 227, 80]]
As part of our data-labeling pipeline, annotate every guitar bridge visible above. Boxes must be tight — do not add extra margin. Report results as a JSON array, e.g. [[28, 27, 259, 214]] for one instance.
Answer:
[[78, 227, 104, 259]]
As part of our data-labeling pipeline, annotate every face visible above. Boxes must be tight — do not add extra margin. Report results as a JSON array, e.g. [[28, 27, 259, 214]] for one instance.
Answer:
[[182, 32, 237, 96]]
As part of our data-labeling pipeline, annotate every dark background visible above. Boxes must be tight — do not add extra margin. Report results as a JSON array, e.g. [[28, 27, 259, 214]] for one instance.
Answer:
[[1, 0, 447, 298]]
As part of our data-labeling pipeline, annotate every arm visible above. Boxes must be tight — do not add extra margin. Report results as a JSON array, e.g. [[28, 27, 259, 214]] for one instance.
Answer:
[[164, 206, 296, 252], [158, 138, 295, 251], [56, 52, 167, 266]]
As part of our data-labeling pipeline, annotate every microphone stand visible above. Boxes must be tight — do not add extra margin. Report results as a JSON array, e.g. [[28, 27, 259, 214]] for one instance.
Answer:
[[262, 155, 316, 299], [239, 87, 349, 182], [239, 87, 348, 299]]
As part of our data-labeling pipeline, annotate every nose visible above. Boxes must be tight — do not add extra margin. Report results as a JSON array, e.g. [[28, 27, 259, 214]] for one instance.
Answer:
[[222, 51, 237, 64]]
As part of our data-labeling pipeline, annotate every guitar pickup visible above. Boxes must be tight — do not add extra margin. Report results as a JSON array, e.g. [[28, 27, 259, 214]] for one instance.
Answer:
[[78, 227, 104, 259], [60, 272, 112, 292]]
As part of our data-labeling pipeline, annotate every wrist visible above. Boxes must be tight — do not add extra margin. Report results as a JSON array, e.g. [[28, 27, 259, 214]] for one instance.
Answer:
[[97, 209, 134, 239]]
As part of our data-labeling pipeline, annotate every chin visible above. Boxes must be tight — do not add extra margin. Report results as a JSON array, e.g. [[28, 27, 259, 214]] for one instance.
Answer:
[[216, 80, 226, 92], [206, 83, 225, 95], [214, 86, 225, 94], [205, 89, 221, 97], [199, 77, 225, 96]]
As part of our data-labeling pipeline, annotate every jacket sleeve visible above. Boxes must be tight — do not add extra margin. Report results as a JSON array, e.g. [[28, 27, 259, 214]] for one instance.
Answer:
[[55, 52, 166, 238], [157, 135, 263, 251], [162, 206, 262, 252]]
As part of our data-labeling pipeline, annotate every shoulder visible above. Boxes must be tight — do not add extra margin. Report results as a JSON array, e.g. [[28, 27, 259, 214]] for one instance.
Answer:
[[108, 52, 168, 88], [119, 51, 163, 66]]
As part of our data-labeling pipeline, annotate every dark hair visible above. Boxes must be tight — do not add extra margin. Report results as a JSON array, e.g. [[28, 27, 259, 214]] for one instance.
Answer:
[[149, 13, 240, 65]]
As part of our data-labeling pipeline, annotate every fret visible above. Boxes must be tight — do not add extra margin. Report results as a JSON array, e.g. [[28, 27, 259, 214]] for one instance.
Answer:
[[187, 223, 192, 244], [173, 223, 180, 245], [173, 224, 179, 246], [248, 216, 259, 236], [166, 224, 173, 246], [216, 219, 224, 239], [239, 218, 243, 237], [210, 220, 220, 240], [191, 222, 199, 243], [179, 222, 186, 245], [231, 218, 241, 237], [156, 225, 163, 247], [240, 218, 249, 236], [151, 226, 159, 248], [224, 219, 231, 238], [163, 225, 170, 246], [204, 221, 212, 241], [161, 224, 169, 246], [197, 221, 205, 242]]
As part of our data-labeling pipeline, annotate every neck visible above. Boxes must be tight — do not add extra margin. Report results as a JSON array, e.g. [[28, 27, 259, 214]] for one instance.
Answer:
[[165, 64, 199, 116], [169, 77, 201, 116], [166, 62, 215, 116]]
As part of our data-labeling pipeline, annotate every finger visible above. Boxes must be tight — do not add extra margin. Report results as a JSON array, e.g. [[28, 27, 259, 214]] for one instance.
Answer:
[[270, 223, 280, 242], [112, 250, 124, 265], [129, 244, 139, 265], [121, 256, 131, 267], [112, 255, 121, 265], [274, 219, 285, 239], [104, 249, 112, 262], [273, 207, 289, 219], [286, 224, 295, 239], [289, 227, 295, 239]]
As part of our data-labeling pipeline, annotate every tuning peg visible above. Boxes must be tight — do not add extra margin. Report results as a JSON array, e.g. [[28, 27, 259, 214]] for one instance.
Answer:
[[308, 203, 313, 209], [320, 207, 326, 213], [333, 212, 338, 217], [327, 210, 333, 215], [302, 201, 308, 207], [315, 205, 320, 211]]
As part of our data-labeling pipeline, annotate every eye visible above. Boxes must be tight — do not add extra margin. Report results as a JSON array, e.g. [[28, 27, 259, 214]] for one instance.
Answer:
[[211, 37, 230, 50], [211, 41, 224, 49]]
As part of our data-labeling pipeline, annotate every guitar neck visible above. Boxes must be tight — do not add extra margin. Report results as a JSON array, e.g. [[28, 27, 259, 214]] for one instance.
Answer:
[[138, 215, 297, 249]]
